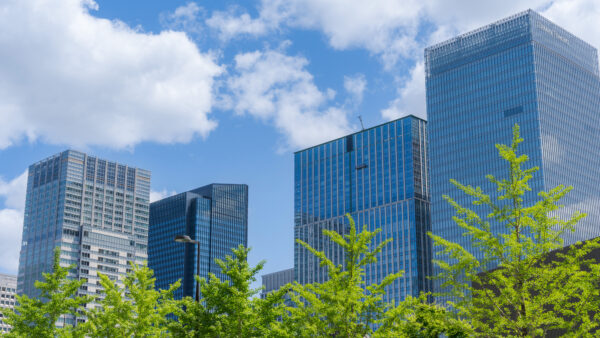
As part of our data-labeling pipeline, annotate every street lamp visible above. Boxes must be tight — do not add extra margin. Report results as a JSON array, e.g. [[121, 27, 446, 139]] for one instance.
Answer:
[[174, 235, 200, 302]]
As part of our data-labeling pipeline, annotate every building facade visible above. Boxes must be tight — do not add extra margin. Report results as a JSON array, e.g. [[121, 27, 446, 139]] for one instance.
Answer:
[[148, 184, 248, 299], [0, 274, 17, 334], [17, 150, 151, 324], [294, 116, 432, 304], [261, 268, 293, 299], [426, 10, 600, 293]]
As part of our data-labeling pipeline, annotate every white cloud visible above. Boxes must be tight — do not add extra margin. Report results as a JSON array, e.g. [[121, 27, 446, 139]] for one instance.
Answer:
[[159, 2, 205, 35], [343, 74, 367, 104], [207, 8, 273, 41], [280, 0, 423, 68], [0, 0, 222, 150], [381, 62, 425, 120], [227, 47, 352, 150], [207, 0, 422, 68], [4, 0, 597, 153], [150, 189, 177, 203], [0, 171, 27, 210], [424, 1, 549, 37], [205, 0, 600, 123], [0, 171, 28, 274], [542, 0, 600, 50], [206, 1, 549, 68], [203, 1, 549, 124]]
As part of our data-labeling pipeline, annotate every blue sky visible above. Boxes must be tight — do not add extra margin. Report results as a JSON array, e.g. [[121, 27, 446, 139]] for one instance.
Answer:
[[1, 0, 599, 280]]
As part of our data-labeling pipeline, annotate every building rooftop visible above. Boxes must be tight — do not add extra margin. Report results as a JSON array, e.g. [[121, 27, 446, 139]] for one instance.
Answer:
[[0, 273, 17, 285], [425, 9, 598, 76], [294, 114, 425, 154], [30, 149, 149, 174]]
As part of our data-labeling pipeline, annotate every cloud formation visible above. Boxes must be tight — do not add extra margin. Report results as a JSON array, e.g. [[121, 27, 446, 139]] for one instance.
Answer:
[[206, 0, 547, 68], [3, 0, 599, 152], [207, 6, 275, 41], [344, 74, 367, 105], [206, 0, 422, 68], [0, 0, 222, 150], [227, 47, 352, 151], [0, 171, 27, 274], [381, 62, 425, 120], [159, 2, 205, 36], [542, 0, 600, 50], [201, 0, 600, 122]]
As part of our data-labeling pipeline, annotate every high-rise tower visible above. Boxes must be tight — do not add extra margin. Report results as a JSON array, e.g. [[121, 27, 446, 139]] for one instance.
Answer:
[[148, 184, 248, 299], [426, 10, 600, 293], [294, 116, 432, 303], [17, 150, 150, 325]]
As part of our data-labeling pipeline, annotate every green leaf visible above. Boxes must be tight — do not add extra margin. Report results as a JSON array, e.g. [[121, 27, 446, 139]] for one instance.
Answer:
[[430, 123, 600, 336]]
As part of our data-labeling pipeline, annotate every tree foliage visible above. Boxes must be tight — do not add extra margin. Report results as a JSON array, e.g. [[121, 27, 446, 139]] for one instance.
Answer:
[[2, 248, 90, 338], [5, 124, 599, 338], [278, 215, 468, 338], [78, 263, 179, 337], [378, 293, 472, 337], [430, 124, 600, 336], [168, 244, 287, 337], [281, 215, 401, 336]]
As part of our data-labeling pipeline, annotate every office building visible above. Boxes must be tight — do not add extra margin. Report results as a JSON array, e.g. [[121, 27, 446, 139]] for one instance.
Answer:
[[148, 184, 248, 299], [0, 273, 16, 334], [261, 268, 293, 299], [17, 150, 151, 324], [426, 10, 600, 293], [294, 116, 432, 303]]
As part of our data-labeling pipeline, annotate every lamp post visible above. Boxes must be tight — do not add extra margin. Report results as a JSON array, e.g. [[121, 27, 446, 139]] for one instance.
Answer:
[[174, 235, 200, 302]]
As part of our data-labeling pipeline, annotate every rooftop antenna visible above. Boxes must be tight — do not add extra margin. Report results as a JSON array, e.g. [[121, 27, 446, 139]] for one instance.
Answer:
[[358, 116, 365, 131]]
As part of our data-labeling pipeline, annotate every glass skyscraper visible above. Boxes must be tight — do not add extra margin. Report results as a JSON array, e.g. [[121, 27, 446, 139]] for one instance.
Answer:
[[294, 116, 432, 303], [148, 184, 248, 299], [17, 150, 151, 324], [426, 10, 600, 293]]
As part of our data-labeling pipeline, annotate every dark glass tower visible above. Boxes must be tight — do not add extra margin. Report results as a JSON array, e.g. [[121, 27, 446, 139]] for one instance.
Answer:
[[426, 10, 600, 293], [294, 116, 432, 303], [148, 184, 248, 299], [17, 150, 151, 325]]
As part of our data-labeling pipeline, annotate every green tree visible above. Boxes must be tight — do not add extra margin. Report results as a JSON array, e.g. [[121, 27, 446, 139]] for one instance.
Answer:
[[78, 263, 179, 337], [2, 248, 90, 338], [279, 215, 402, 337], [430, 124, 600, 336], [168, 245, 287, 337], [279, 215, 472, 338], [377, 293, 472, 337]]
